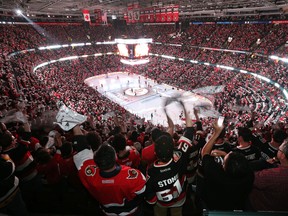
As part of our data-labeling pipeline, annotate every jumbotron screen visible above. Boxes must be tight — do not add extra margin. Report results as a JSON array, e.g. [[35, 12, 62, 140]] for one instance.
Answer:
[[115, 38, 152, 65], [117, 43, 149, 59], [117, 44, 129, 57]]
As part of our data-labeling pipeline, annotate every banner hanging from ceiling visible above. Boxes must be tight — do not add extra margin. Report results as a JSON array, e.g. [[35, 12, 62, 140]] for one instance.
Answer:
[[94, 9, 102, 24], [125, 5, 179, 24], [102, 12, 108, 25], [82, 9, 91, 22], [126, 2, 140, 23], [172, 6, 179, 22]]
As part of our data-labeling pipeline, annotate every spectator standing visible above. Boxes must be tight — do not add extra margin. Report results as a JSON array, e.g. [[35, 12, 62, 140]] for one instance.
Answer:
[[141, 127, 163, 167], [200, 121, 254, 210], [255, 129, 287, 160], [232, 127, 262, 161], [0, 121, 42, 210], [145, 100, 194, 216], [112, 133, 141, 169], [141, 98, 176, 169], [0, 154, 28, 216], [72, 125, 146, 216]]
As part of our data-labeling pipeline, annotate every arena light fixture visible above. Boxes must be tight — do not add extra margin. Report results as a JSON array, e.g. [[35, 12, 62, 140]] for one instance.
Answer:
[[96, 41, 116, 45], [59, 56, 78, 61], [169, 43, 182, 47], [219, 65, 234, 70], [71, 43, 85, 47], [115, 38, 153, 44], [283, 89, 288, 100], [161, 55, 175, 60], [16, 9, 22, 15], [48, 45, 62, 49], [269, 55, 278, 60], [120, 59, 149, 65], [269, 55, 288, 63], [251, 73, 271, 83], [240, 69, 248, 73]]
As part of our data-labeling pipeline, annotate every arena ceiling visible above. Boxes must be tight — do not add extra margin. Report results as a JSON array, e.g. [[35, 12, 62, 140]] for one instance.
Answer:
[[1, 0, 288, 18]]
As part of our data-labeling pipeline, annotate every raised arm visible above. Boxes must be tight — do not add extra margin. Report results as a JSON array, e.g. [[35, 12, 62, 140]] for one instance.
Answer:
[[201, 120, 224, 157], [193, 107, 200, 122], [183, 101, 193, 128], [178, 99, 194, 141], [164, 107, 174, 136]]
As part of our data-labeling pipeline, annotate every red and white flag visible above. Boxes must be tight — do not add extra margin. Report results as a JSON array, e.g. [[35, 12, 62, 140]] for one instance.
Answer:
[[82, 9, 90, 22]]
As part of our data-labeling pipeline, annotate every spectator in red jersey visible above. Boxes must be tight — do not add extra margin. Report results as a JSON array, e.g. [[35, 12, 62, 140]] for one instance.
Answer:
[[111, 133, 141, 169], [59, 141, 84, 191], [141, 127, 163, 167], [34, 147, 62, 185], [141, 99, 175, 169], [72, 124, 146, 216]]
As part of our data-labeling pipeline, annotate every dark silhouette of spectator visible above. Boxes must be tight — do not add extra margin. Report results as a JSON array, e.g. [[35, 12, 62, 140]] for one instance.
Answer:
[[249, 140, 288, 211], [0, 153, 28, 216], [231, 127, 262, 161], [0, 121, 42, 211], [255, 129, 287, 160], [86, 131, 102, 152], [200, 120, 254, 210]]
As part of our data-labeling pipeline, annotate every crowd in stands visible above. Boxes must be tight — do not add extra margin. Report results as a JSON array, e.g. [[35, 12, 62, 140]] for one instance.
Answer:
[[0, 20, 288, 216]]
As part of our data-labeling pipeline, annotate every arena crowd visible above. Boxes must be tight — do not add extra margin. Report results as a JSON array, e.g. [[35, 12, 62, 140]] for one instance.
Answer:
[[0, 15, 288, 216]]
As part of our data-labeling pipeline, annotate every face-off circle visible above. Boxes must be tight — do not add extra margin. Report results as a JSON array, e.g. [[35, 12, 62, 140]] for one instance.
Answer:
[[124, 87, 149, 96]]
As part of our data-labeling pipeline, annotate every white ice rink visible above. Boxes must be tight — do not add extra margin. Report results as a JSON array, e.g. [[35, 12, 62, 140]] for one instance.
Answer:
[[85, 72, 216, 127]]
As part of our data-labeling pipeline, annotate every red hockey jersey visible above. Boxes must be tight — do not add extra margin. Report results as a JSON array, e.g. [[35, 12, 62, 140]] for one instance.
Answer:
[[117, 146, 141, 169], [74, 149, 146, 215]]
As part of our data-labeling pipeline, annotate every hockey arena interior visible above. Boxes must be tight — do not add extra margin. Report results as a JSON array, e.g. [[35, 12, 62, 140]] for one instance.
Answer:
[[0, 0, 288, 216]]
